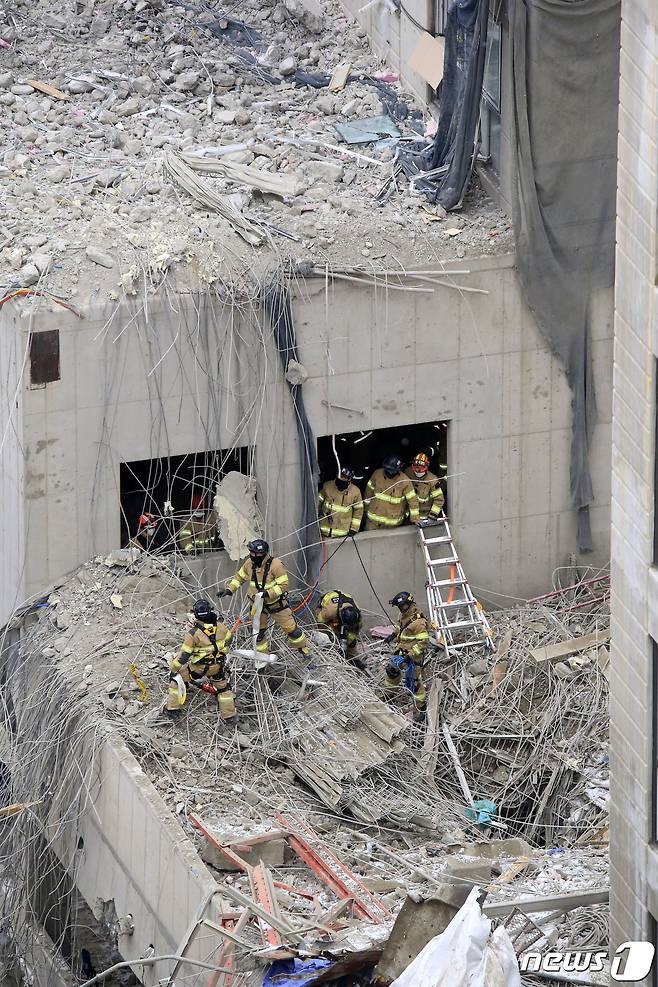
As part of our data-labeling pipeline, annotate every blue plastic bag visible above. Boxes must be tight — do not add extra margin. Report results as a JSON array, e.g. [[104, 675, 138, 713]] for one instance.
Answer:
[[262, 957, 333, 987]]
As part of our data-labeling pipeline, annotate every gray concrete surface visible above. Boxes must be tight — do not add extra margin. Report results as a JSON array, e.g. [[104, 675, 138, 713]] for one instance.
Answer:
[[0, 254, 612, 622], [609, 0, 658, 953]]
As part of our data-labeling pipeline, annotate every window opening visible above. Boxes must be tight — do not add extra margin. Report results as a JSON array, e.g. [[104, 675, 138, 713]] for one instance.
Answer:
[[119, 446, 252, 554], [29, 330, 60, 385], [317, 420, 449, 534]]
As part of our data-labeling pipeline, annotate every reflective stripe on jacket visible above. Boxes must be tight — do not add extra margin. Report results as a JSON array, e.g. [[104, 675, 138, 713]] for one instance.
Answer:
[[365, 469, 419, 526], [227, 555, 289, 604], [395, 609, 430, 659], [404, 468, 445, 518], [318, 480, 364, 536], [179, 621, 232, 663], [316, 590, 362, 641]]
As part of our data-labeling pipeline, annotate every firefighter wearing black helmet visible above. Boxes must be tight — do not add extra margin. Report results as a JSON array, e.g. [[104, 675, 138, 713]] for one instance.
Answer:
[[315, 589, 366, 669], [365, 455, 420, 530], [218, 539, 309, 656], [384, 591, 429, 720], [166, 599, 236, 720], [318, 466, 364, 538]]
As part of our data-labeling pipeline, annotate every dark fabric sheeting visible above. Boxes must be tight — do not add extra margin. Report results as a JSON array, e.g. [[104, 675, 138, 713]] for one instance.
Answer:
[[262, 282, 321, 583], [423, 0, 490, 208], [510, 0, 619, 552]]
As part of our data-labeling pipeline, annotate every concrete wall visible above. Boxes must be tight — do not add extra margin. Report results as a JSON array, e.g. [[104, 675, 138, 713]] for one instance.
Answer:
[[0, 308, 26, 625], [609, 0, 658, 953], [13, 254, 612, 612]]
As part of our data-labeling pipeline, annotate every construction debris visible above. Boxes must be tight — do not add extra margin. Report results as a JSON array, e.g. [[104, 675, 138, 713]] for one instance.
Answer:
[[0, 556, 610, 983], [0, 0, 513, 304]]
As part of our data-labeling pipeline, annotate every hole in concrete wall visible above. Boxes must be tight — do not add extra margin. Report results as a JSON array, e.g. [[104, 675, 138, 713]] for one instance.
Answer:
[[29, 330, 60, 386], [119, 446, 252, 549], [318, 420, 449, 511]]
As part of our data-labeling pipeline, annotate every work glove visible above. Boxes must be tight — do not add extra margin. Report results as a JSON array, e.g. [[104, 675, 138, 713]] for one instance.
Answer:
[[384, 632, 396, 644], [217, 588, 233, 599]]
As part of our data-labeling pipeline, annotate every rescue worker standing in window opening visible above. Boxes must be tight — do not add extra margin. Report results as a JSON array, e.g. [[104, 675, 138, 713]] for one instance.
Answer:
[[165, 599, 236, 721], [405, 451, 445, 521], [384, 592, 430, 722], [218, 539, 309, 656], [365, 455, 420, 529], [315, 590, 367, 670], [318, 466, 364, 538], [178, 495, 217, 555], [129, 512, 159, 551]]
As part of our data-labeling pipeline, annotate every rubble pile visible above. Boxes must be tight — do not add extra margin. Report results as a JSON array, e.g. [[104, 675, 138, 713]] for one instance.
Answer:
[[0, 0, 512, 302], [4, 552, 608, 983]]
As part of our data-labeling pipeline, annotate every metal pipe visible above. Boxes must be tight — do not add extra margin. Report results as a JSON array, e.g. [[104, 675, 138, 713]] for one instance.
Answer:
[[78, 953, 237, 987]]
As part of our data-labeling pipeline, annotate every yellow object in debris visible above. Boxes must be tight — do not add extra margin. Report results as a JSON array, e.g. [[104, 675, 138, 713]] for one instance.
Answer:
[[129, 661, 148, 702], [0, 800, 42, 818]]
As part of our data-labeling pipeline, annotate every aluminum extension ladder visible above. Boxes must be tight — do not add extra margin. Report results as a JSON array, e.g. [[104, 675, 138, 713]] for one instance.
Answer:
[[418, 515, 494, 658]]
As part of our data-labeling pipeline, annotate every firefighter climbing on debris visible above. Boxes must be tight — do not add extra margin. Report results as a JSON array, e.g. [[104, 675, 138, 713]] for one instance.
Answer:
[[165, 599, 236, 721], [218, 539, 309, 657], [315, 589, 367, 670], [177, 496, 218, 554], [318, 465, 364, 538], [384, 591, 430, 722], [365, 455, 420, 529], [405, 450, 445, 520]]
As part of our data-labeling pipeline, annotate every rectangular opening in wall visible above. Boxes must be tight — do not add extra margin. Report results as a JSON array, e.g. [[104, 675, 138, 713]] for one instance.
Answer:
[[317, 420, 449, 530], [119, 446, 252, 553], [29, 329, 60, 385]]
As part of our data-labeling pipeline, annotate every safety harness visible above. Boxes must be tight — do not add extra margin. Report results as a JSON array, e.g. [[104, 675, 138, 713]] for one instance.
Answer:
[[255, 556, 289, 612]]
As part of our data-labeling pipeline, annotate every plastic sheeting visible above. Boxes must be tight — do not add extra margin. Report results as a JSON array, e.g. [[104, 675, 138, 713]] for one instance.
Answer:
[[510, 0, 620, 551], [390, 887, 521, 987], [262, 958, 333, 987], [261, 280, 321, 583]]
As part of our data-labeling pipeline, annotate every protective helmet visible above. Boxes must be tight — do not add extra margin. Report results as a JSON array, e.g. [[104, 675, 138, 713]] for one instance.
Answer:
[[138, 513, 156, 527], [193, 598, 217, 622], [389, 591, 414, 610], [247, 538, 269, 559], [340, 604, 360, 629], [383, 455, 403, 478], [412, 452, 430, 476], [338, 465, 354, 480]]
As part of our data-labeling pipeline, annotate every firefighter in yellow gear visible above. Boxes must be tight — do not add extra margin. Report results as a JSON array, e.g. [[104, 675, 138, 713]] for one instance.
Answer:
[[218, 539, 309, 655], [315, 590, 366, 669], [365, 455, 420, 529], [405, 451, 445, 520], [166, 599, 236, 720], [383, 591, 429, 721], [177, 508, 217, 554], [318, 466, 364, 538]]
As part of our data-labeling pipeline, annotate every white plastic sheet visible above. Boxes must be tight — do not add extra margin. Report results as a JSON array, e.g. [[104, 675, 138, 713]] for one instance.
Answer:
[[390, 887, 521, 987]]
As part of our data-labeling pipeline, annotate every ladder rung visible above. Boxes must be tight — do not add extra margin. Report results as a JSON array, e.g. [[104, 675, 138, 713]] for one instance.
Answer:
[[444, 619, 484, 630], [423, 536, 453, 545], [433, 577, 468, 587], [428, 557, 460, 566], [430, 599, 475, 609]]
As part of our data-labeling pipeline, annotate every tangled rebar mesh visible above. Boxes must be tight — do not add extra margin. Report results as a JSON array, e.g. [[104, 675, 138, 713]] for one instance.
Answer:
[[0, 555, 609, 982]]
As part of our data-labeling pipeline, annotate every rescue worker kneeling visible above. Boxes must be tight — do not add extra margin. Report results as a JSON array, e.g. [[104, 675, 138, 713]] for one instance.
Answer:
[[218, 539, 309, 657], [315, 590, 366, 670], [166, 598, 236, 721], [384, 591, 429, 721]]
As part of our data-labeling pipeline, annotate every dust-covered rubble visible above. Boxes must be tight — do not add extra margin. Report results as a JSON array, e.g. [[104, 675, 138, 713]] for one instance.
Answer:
[[0, 0, 513, 303]]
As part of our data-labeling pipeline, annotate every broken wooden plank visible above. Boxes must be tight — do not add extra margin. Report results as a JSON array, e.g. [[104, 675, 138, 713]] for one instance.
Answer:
[[482, 888, 608, 918], [181, 153, 303, 198], [328, 61, 352, 93], [529, 630, 610, 664], [420, 680, 443, 780], [442, 722, 474, 807], [24, 80, 70, 100]]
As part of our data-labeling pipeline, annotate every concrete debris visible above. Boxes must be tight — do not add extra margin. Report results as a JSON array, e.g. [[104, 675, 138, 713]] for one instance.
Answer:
[[0, 0, 512, 304], [213, 470, 265, 561]]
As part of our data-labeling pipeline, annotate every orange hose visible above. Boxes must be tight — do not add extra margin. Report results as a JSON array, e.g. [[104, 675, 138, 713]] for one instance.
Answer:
[[447, 563, 456, 604], [293, 539, 327, 613]]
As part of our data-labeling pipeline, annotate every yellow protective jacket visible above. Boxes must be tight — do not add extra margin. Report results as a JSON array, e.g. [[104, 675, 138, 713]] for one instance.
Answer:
[[178, 513, 217, 553], [179, 621, 232, 666], [316, 590, 362, 643], [318, 480, 364, 537], [227, 555, 289, 607], [404, 468, 445, 519], [394, 608, 430, 660], [365, 469, 419, 527]]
